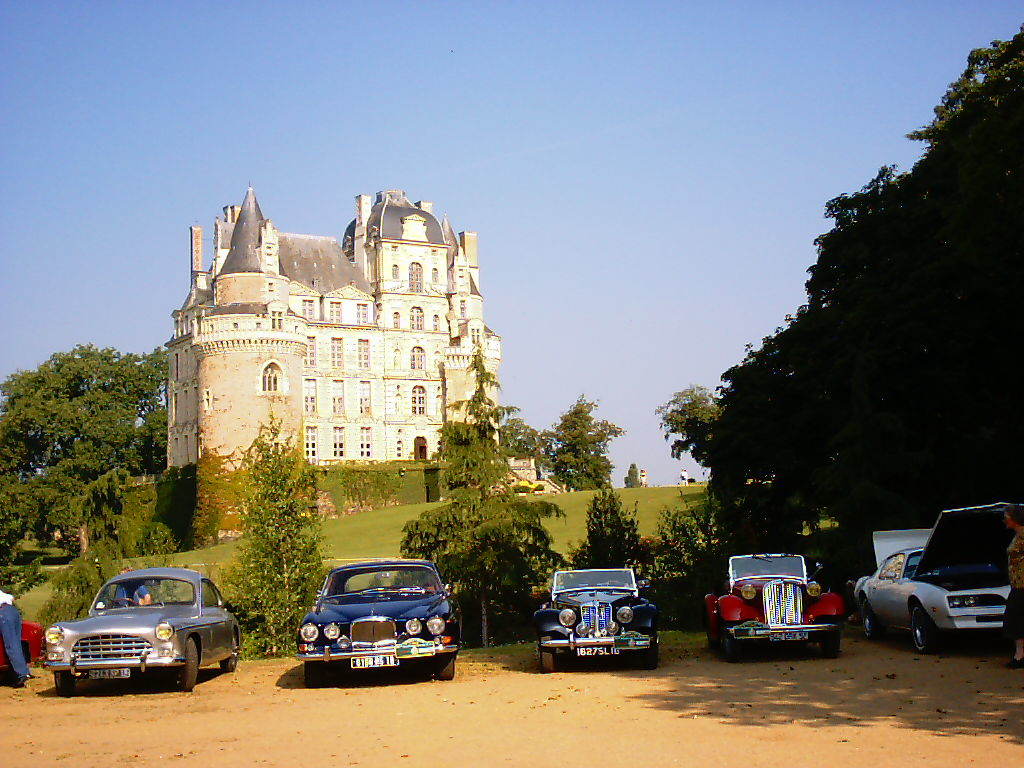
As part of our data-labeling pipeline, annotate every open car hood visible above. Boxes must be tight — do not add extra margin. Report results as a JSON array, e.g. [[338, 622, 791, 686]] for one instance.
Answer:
[[915, 503, 1015, 577], [872, 529, 930, 568]]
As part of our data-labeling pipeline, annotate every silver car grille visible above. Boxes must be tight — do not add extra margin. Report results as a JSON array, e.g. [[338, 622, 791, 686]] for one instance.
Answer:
[[73, 634, 152, 661], [763, 581, 802, 626], [580, 602, 613, 636], [351, 619, 396, 644]]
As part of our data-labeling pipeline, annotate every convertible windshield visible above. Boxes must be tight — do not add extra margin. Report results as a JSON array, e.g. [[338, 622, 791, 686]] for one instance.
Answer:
[[730, 556, 805, 581], [95, 578, 195, 609], [553, 569, 635, 592], [324, 566, 441, 597]]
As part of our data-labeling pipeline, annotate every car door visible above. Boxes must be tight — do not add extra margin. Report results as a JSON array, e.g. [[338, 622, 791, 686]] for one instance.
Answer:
[[200, 579, 229, 660], [887, 550, 923, 629], [870, 553, 907, 627]]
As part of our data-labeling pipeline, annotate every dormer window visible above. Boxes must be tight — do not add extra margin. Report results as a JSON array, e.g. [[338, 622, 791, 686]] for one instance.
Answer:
[[401, 214, 428, 242], [302, 299, 316, 320]]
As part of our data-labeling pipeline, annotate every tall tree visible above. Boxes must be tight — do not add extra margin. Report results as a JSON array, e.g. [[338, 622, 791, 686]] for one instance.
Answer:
[[542, 396, 624, 491], [570, 488, 644, 570], [0, 344, 167, 559], [223, 419, 323, 657], [656, 385, 720, 467], [402, 350, 563, 645], [624, 464, 641, 488], [499, 410, 545, 466]]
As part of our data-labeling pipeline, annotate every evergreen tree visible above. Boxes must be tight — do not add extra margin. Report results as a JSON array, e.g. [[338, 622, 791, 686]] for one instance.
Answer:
[[624, 464, 641, 488], [570, 487, 644, 570], [402, 350, 563, 646], [224, 419, 323, 656], [542, 396, 624, 491]]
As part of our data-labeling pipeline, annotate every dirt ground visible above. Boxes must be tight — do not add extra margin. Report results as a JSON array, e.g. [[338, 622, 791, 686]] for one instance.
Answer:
[[2, 632, 1022, 768]]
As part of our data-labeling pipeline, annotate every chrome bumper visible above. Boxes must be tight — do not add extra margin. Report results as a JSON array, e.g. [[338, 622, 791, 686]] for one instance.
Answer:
[[727, 622, 841, 640], [297, 642, 458, 663], [45, 652, 185, 672], [539, 632, 652, 651]]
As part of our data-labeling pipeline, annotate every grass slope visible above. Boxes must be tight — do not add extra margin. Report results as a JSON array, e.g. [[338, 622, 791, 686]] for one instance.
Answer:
[[20, 485, 705, 621]]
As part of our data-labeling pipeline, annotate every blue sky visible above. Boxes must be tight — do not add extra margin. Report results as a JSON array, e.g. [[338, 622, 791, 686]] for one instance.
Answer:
[[1, 2, 1021, 485]]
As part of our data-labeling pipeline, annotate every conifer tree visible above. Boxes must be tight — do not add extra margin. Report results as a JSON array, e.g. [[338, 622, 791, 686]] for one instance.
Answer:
[[624, 463, 641, 488], [570, 487, 644, 570]]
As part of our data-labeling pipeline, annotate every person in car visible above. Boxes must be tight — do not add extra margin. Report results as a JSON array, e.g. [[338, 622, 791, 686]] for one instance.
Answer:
[[1004, 504, 1024, 669], [114, 569, 153, 606]]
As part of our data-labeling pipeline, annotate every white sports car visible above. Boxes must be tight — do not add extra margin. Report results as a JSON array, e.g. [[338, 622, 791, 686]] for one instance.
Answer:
[[854, 503, 1013, 653]]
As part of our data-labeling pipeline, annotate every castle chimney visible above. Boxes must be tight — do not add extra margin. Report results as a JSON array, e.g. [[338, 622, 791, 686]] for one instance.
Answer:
[[416, 200, 434, 214], [356, 194, 372, 226], [460, 231, 479, 267], [190, 225, 203, 272]]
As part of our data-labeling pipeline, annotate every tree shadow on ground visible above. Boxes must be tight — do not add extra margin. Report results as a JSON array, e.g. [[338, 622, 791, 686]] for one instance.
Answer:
[[275, 662, 439, 690], [35, 668, 221, 698], [630, 633, 1024, 743]]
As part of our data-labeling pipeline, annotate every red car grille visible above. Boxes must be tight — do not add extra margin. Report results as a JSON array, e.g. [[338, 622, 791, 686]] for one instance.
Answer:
[[763, 581, 802, 626]]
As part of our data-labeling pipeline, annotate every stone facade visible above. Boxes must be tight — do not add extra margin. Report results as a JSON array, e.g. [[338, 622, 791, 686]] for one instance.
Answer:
[[167, 188, 501, 467]]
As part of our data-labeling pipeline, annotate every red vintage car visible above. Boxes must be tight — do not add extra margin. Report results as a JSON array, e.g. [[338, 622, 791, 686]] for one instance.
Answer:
[[704, 554, 845, 662], [1, 616, 44, 678]]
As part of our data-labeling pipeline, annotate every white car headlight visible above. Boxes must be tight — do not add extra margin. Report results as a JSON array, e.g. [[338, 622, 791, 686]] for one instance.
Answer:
[[155, 622, 174, 641], [405, 618, 423, 635], [616, 606, 634, 624], [426, 616, 446, 636], [323, 623, 341, 640], [558, 608, 576, 627], [45, 626, 65, 645], [300, 623, 319, 641], [606, 620, 619, 635], [740, 584, 758, 601], [806, 582, 822, 598]]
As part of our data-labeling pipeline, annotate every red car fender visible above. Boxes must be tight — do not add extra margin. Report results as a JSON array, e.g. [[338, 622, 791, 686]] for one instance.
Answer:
[[717, 594, 759, 623], [704, 594, 720, 639], [805, 592, 845, 622], [0, 619, 43, 670]]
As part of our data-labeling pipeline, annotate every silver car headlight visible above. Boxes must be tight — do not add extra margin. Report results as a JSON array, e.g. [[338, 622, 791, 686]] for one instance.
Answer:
[[155, 622, 174, 641], [405, 618, 423, 635], [558, 608, 576, 627], [323, 623, 341, 640], [426, 616, 446, 636], [300, 623, 319, 641], [948, 595, 978, 608], [616, 606, 634, 624], [45, 625, 65, 645]]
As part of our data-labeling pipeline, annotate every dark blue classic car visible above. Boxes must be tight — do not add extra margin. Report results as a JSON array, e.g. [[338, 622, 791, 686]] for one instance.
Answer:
[[534, 568, 658, 672], [296, 559, 460, 687]]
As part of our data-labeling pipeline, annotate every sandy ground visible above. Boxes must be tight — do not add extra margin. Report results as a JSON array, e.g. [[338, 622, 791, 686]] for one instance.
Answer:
[[1, 633, 1022, 768]]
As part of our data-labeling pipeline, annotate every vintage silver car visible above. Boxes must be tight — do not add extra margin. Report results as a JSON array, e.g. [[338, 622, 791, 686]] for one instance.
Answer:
[[44, 567, 240, 696], [854, 503, 1014, 653]]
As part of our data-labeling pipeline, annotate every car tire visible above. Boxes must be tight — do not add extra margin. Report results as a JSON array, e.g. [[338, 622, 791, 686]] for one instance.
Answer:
[[721, 632, 742, 663], [54, 671, 76, 697], [639, 638, 659, 670], [219, 632, 240, 673], [176, 637, 200, 692], [303, 661, 325, 688], [910, 605, 940, 654], [820, 631, 842, 658], [434, 654, 457, 681], [539, 648, 558, 673], [860, 599, 886, 640]]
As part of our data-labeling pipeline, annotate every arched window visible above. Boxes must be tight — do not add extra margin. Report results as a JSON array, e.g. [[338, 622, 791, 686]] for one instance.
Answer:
[[410, 346, 425, 370], [410, 307, 424, 330], [411, 385, 426, 415], [432, 314, 440, 332], [392, 264, 399, 280], [409, 262, 423, 292], [392, 311, 401, 329], [262, 363, 281, 392], [431, 268, 439, 284]]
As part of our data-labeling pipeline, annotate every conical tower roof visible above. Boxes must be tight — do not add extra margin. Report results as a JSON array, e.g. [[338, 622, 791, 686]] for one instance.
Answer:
[[220, 187, 265, 274]]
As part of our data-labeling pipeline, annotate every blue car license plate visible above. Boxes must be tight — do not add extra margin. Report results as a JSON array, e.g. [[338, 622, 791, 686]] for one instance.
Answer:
[[351, 655, 398, 669], [770, 631, 808, 641], [577, 647, 619, 656], [89, 668, 131, 679]]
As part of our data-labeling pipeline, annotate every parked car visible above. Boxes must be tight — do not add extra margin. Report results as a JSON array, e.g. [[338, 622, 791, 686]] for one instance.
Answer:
[[854, 503, 1014, 653], [44, 567, 240, 696], [704, 554, 845, 662], [1, 615, 43, 682], [296, 559, 460, 687], [533, 568, 658, 672]]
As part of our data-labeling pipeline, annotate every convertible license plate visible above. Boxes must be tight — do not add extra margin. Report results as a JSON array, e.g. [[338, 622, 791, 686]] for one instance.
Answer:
[[576, 647, 619, 656], [351, 655, 398, 669], [770, 631, 808, 641], [89, 668, 131, 679]]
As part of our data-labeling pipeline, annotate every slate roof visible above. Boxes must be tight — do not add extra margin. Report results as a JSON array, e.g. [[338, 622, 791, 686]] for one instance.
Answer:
[[219, 187, 264, 275], [343, 190, 446, 246], [278, 233, 372, 294]]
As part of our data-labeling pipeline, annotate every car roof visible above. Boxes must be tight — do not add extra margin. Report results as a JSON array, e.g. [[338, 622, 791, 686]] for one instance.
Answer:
[[112, 567, 203, 583]]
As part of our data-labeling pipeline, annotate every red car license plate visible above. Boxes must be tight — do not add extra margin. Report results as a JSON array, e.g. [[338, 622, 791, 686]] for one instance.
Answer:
[[770, 631, 808, 641], [577, 647, 619, 656], [89, 668, 131, 679], [351, 655, 398, 669]]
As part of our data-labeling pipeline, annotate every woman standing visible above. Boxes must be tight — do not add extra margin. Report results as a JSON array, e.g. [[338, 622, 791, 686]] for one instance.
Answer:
[[1004, 504, 1024, 668]]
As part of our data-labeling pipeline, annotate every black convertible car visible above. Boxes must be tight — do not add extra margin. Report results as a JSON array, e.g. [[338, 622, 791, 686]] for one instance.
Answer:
[[296, 559, 460, 687], [533, 568, 658, 672]]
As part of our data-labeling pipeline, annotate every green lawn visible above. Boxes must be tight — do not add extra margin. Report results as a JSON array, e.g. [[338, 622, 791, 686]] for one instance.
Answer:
[[19, 484, 705, 622]]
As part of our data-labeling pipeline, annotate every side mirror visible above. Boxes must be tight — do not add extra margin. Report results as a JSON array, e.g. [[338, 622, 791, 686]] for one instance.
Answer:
[[637, 579, 651, 589], [223, 602, 236, 613], [444, 583, 453, 593]]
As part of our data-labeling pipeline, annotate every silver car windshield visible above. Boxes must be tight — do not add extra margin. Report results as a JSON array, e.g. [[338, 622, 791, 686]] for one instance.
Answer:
[[94, 578, 196, 609], [553, 569, 635, 592], [730, 556, 805, 581]]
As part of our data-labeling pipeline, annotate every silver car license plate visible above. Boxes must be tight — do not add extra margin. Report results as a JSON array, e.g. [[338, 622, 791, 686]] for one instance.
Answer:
[[89, 668, 131, 679], [351, 655, 398, 669], [770, 631, 809, 641], [577, 647, 619, 656]]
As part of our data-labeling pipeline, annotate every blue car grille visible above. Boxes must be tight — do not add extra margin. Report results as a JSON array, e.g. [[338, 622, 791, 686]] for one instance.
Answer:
[[580, 602, 613, 635], [763, 581, 802, 626]]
